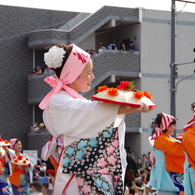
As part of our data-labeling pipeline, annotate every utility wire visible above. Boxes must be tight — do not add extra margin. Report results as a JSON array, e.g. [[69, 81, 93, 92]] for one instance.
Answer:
[[177, 2, 187, 12], [176, 0, 195, 3]]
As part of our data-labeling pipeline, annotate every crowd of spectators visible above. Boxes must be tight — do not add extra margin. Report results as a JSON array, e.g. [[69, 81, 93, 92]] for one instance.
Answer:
[[30, 161, 55, 195], [27, 66, 54, 77], [29, 122, 48, 133], [28, 41, 135, 73], [124, 151, 157, 195], [85, 40, 136, 59]]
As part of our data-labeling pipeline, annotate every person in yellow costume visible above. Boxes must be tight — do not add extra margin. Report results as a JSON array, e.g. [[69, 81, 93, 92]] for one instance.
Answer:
[[148, 113, 185, 195], [182, 102, 195, 195]]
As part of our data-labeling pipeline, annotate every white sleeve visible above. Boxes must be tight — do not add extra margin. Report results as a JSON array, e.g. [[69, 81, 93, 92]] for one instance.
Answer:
[[43, 93, 120, 138]]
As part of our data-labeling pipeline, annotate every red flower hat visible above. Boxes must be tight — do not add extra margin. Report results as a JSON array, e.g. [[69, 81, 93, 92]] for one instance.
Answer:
[[0, 138, 11, 147], [92, 81, 156, 108], [11, 155, 30, 166]]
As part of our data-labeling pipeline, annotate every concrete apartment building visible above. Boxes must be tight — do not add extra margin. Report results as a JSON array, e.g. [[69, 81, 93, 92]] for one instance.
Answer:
[[1, 5, 195, 157]]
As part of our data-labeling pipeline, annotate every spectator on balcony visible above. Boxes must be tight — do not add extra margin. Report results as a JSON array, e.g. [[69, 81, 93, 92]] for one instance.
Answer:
[[38, 123, 47, 133], [107, 43, 117, 50], [98, 42, 106, 53], [119, 42, 126, 51], [29, 123, 47, 133], [29, 122, 39, 133], [126, 41, 135, 53], [27, 66, 43, 77], [35, 66, 43, 75], [89, 48, 98, 59], [38, 43, 154, 195], [43, 66, 54, 76]]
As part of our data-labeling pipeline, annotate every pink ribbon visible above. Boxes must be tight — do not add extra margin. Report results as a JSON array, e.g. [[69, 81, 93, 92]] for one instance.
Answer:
[[39, 44, 90, 110]]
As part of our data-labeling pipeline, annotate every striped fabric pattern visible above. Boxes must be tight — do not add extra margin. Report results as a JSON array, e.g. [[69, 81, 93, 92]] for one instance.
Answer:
[[151, 113, 175, 139], [183, 107, 195, 132]]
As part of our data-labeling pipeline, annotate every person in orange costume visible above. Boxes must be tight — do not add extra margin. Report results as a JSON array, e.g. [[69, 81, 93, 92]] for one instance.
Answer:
[[148, 113, 185, 195], [8, 139, 33, 195], [182, 102, 195, 195]]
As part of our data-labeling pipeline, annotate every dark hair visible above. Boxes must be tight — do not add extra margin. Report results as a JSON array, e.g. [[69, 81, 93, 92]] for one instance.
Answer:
[[129, 188, 135, 194], [39, 171, 45, 177], [135, 180, 142, 187], [35, 166, 40, 172], [155, 113, 176, 132], [140, 169, 145, 175], [15, 139, 21, 143], [11, 139, 21, 148], [151, 128, 156, 136], [144, 167, 150, 173], [43, 182, 49, 189], [51, 44, 72, 78], [191, 102, 195, 110], [30, 181, 42, 192]]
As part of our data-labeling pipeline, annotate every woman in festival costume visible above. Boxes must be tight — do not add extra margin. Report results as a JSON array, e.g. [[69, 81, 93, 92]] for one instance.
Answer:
[[39, 43, 154, 195], [8, 139, 33, 195], [148, 113, 185, 195], [0, 138, 13, 194], [182, 102, 195, 195]]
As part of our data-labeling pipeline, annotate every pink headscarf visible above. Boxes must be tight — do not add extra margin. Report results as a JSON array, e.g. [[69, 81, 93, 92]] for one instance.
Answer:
[[151, 113, 175, 139], [10, 138, 18, 149], [39, 44, 90, 110], [183, 103, 195, 132]]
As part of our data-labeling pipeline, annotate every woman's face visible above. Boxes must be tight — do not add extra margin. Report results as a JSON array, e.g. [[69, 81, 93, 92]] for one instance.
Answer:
[[68, 59, 95, 92], [137, 158, 142, 163], [13, 141, 22, 153], [166, 124, 176, 136]]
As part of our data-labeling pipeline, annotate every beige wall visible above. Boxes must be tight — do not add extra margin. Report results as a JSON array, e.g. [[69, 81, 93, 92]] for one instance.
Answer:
[[80, 8, 195, 155]]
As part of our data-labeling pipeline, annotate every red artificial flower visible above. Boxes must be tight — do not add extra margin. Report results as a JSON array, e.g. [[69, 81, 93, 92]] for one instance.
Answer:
[[97, 85, 109, 92], [23, 160, 26, 164], [107, 88, 119, 96], [14, 160, 18, 163], [0, 138, 3, 142], [26, 158, 29, 161], [143, 91, 153, 100], [133, 91, 144, 99], [18, 156, 23, 160], [117, 81, 135, 91], [4, 140, 9, 144]]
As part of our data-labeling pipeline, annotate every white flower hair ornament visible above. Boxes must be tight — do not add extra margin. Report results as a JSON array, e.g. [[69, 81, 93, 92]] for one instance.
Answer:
[[44, 46, 66, 69]]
